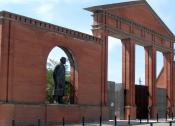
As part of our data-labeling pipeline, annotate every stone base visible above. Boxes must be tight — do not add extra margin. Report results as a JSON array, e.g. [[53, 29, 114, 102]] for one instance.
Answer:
[[124, 105, 136, 120], [0, 103, 109, 126], [167, 106, 174, 117], [172, 106, 175, 117], [149, 106, 157, 119], [0, 104, 14, 126]]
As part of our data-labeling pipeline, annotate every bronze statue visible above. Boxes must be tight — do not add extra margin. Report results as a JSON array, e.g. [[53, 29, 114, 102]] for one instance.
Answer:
[[53, 57, 66, 103]]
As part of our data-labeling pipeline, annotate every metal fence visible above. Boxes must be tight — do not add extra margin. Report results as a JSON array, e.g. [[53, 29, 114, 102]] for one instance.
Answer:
[[10, 83, 172, 126], [11, 115, 175, 126]]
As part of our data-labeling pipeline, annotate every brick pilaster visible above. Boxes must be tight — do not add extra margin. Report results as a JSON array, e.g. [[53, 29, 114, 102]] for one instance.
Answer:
[[122, 38, 136, 119], [145, 46, 157, 118], [164, 52, 174, 115]]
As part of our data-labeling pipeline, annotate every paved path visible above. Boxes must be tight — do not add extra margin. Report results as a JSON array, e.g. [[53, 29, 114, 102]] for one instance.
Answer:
[[55, 119, 175, 126]]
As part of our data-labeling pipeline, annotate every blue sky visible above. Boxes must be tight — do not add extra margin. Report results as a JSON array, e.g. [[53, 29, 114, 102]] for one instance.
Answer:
[[1, 0, 174, 84]]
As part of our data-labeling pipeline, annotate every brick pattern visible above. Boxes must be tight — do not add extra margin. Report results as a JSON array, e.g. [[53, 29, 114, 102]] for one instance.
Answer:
[[122, 38, 136, 119], [89, 0, 175, 120], [0, 104, 109, 125], [92, 9, 174, 52], [145, 46, 157, 118], [0, 1, 174, 125], [0, 12, 106, 125], [0, 11, 102, 44], [156, 68, 165, 89], [163, 52, 174, 114]]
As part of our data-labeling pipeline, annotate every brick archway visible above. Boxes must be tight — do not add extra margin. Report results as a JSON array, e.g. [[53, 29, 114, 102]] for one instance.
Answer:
[[0, 0, 174, 125], [46, 46, 78, 104], [0, 11, 108, 125], [86, 0, 175, 119]]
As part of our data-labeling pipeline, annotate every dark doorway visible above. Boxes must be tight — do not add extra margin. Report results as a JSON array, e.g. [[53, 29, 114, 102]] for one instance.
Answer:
[[135, 85, 149, 119]]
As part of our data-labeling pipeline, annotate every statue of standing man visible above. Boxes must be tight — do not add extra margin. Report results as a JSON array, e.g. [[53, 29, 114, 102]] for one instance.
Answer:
[[53, 57, 66, 104]]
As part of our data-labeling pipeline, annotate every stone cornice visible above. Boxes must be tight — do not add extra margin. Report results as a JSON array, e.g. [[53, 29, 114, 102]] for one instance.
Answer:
[[85, 0, 174, 37], [85, 0, 145, 12], [0, 11, 103, 45], [95, 24, 172, 52], [93, 10, 175, 43]]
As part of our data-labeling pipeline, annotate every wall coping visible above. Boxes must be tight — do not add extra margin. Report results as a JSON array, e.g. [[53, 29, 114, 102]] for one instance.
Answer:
[[0, 11, 103, 45]]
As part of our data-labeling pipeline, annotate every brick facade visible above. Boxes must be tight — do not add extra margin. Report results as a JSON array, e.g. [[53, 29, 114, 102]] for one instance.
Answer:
[[86, 0, 175, 119], [0, 0, 174, 125], [0, 11, 108, 126]]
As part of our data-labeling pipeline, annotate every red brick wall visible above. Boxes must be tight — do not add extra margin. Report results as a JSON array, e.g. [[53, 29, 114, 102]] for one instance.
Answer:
[[173, 62, 175, 111], [0, 20, 2, 92], [0, 20, 1, 48], [157, 62, 175, 113], [0, 19, 108, 125], [0, 104, 14, 126], [156, 68, 165, 89], [14, 104, 45, 125], [108, 5, 171, 37], [0, 20, 10, 102], [3, 21, 102, 105]]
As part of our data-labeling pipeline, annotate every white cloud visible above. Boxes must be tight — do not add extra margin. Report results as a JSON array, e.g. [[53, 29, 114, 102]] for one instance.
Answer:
[[36, 4, 54, 14], [60, 0, 94, 4], [0, 0, 59, 5], [35, 3, 56, 22], [0, 0, 31, 4]]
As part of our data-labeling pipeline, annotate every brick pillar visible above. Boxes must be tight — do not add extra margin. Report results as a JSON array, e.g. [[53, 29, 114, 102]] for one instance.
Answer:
[[91, 9, 109, 107], [99, 32, 108, 106], [145, 46, 157, 118], [92, 29, 108, 119], [164, 52, 174, 115], [122, 38, 136, 119]]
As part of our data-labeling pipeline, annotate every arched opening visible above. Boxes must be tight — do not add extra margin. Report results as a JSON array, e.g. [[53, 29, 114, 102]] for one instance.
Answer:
[[46, 46, 77, 104]]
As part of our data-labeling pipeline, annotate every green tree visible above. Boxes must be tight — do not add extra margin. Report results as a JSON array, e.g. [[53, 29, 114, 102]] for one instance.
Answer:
[[46, 69, 54, 103]]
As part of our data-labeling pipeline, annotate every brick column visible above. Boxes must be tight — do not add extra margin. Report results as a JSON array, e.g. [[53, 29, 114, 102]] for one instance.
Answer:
[[92, 28, 108, 120], [92, 10, 109, 107], [145, 46, 157, 118], [122, 38, 136, 119], [164, 52, 174, 115]]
